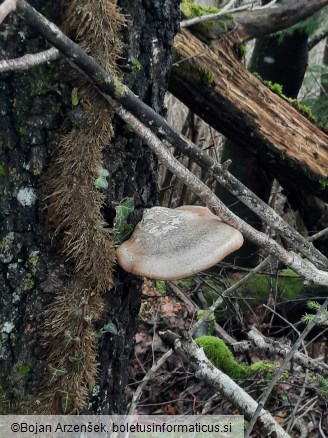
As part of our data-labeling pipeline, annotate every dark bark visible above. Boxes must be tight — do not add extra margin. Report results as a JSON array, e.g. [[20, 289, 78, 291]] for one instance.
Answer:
[[0, 0, 180, 414], [92, 0, 180, 414]]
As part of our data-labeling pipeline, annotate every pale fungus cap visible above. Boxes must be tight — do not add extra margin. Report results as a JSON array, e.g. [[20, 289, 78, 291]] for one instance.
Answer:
[[116, 206, 244, 280]]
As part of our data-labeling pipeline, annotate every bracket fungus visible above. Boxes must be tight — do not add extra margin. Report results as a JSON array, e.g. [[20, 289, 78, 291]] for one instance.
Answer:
[[116, 206, 244, 280]]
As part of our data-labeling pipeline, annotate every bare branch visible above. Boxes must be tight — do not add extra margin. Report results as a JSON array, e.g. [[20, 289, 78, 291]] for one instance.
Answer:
[[160, 330, 291, 438], [13, 1, 328, 271], [102, 90, 328, 286], [247, 326, 328, 376], [0, 47, 59, 72], [0, 0, 19, 25]]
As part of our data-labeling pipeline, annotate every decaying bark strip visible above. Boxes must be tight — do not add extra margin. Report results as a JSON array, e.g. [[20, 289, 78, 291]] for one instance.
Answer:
[[171, 30, 328, 202]]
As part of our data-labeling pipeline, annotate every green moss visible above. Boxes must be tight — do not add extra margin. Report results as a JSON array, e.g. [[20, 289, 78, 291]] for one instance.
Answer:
[[19, 126, 27, 135], [287, 97, 316, 121], [175, 278, 194, 288], [264, 80, 283, 96], [18, 363, 31, 375], [196, 336, 279, 380], [28, 254, 39, 276], [259, 77, 317, 122], [238, 44, 247, 58], [181, 0, 219, 18], [133, 59, 141, 71], [217, 21, 228, 30], [197, 310, 215, 321], [248, 360, 278, 378], [196, 336, 247, 379], [319, 178, 328, 190], [173, 51, 214, 86], [52, 102, 61, 114], [0, 164, 5, 176], [22, 275, 34, 292]]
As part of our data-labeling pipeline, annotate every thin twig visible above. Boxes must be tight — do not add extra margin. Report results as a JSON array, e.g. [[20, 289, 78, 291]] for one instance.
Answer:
[[128, 349, 173, 415], [0, 47, 59, 72], [308, 226, 328, 242], [193, 256, 272, 336]]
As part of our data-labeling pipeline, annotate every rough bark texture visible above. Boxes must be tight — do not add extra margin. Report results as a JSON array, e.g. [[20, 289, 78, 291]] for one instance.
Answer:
[[0, 0, 180, 414], [170, 29, 328, 203], [0, 1, 65, 412]]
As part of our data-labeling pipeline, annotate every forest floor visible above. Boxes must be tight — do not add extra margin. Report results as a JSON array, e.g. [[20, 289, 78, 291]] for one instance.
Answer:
[[127, 277, 328, 438]]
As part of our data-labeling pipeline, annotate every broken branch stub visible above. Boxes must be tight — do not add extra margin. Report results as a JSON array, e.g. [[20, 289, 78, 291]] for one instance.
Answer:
[[116, 206, 244, 280]]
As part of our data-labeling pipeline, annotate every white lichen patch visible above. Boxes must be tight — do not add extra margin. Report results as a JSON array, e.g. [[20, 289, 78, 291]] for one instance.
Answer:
[[0, 232, 17, 263], [17, 187, 37, 206], [2, 321, 15, 334], [141, 207, 183, 236]]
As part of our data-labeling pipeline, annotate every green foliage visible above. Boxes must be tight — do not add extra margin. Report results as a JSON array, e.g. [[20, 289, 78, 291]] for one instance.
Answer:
[[97, 321, 119, 338], [303, 95, 328, 127], [94, 167, 110, 190], [71, 87, 79, 106], [320, 378, 328, 399], [155, 281, 167, 295], [265, 80, 283, 95], [18, 363, 31, 375], [113, 197, 134, 244], [180, 0, 219, 18], [238, 43, 247, 58], [302, 64, 328, 126], [302, 301, 328, 326]]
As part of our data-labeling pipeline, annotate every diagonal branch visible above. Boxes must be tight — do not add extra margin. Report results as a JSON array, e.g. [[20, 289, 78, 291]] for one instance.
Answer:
[[101, 90, 328, 285], [160, 330, 291, 438], [11, 1, 328, 271]]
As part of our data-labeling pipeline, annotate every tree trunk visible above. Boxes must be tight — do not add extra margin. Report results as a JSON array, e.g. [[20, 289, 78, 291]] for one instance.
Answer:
[[0, 0, 179, 415]]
